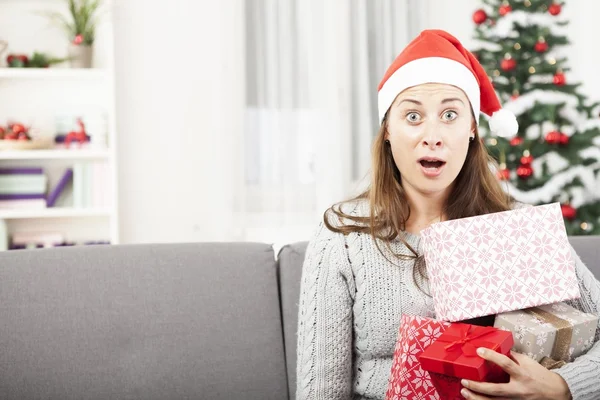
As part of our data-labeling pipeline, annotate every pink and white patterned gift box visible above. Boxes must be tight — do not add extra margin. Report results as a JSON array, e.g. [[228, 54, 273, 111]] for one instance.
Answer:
[[420, 202, 581, 322]]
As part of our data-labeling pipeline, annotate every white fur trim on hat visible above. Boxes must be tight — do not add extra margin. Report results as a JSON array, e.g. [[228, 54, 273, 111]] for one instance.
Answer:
[[378, 57, 480, 124], [488, 109, 519, 138]]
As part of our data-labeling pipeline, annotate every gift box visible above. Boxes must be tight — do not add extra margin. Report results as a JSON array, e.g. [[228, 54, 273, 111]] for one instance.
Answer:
[[421, 202, 581, 322], [494, 301, 599, 368], [418, 322, 513, 383], [385, 315, 450, 400]]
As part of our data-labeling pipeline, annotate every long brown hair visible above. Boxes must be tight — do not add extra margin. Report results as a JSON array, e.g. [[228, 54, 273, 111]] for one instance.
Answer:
[[324, 112, 514, 290]]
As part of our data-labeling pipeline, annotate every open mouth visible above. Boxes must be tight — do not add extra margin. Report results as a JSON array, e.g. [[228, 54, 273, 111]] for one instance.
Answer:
[[419, 159, 446, 169]]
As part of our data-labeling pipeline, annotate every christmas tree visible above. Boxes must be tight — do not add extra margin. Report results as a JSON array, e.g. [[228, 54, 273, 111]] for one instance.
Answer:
[[471, 0, 600, 235]]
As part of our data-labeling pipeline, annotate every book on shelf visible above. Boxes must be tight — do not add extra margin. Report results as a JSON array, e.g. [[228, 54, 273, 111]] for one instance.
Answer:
[[46, 168, 73, 207], [0, 199, 47, 209], [0, 167, 47, 196]]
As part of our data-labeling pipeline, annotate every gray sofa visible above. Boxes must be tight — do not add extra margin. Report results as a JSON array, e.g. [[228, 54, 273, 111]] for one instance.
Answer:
[[0, 237, 597, 400]]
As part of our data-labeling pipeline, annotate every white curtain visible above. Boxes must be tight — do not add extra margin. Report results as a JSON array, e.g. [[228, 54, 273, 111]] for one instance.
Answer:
[[240, 0, 423, 245]]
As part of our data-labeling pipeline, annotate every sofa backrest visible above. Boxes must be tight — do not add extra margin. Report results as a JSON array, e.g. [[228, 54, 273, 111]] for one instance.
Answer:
[[277, 236, 600, 400], [0, 242, 288, 400]]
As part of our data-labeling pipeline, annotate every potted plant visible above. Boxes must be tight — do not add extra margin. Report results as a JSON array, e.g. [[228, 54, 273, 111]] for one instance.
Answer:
[[45, 0, 102, 68]]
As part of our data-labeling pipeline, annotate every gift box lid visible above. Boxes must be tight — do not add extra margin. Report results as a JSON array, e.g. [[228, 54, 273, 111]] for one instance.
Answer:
[[418, 322, 514, 381]]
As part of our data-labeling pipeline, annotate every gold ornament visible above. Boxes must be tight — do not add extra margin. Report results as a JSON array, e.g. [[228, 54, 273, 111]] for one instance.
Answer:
[[514, 43, 521, 50], [529, 66, 536, 73], [524, 0, 531, 6], [488, 138, 498, 146], [548, 57, 557, 65], [493, 69, 501, 77], [510, 77, 517, 83], [581, 222, 591, 231]]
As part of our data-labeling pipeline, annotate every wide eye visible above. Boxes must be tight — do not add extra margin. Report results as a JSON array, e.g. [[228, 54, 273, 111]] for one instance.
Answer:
[[442, 110, 458, 121], [406, 112, 421, 123]]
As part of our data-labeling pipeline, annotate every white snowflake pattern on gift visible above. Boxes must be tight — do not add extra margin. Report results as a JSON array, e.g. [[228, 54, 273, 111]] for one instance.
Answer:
[[476, 263, 501, 288], [464, 287, 488, 313], [518, 256, 541, 282], [504, 285, 526, 305], [420, 325, 443, 348], [574, 327, 580, 336], [454, 246, 478, 271], [551, 303, 569, 313], [436, 232, 455, 255], [515, 325, 531, 342], [470, 224, 495, 247], [442, 270, 463, 296], [553, 251, 574, 275], [536, 331, 549, 346], [491, 239, 517, 264], [526, 352, 536, 359], [540, 274, 564, 298], [577, 337, 584, 347], [531, 233, 556, 259], [411, 368, 433, 390], [507, 217, 533, 242], [401, 342, 420, 367], [583, 338, 594, 352]]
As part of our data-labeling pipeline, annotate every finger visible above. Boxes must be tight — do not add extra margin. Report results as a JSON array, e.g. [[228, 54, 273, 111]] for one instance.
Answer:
[[461, 379, 513, 397], [510, 350, 530, 365], [477, 347, 523, 378], [460, 388, 492, 399]]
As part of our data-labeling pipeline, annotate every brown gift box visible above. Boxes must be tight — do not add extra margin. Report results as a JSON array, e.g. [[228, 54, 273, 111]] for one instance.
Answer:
[[494, 302, 598, 368]]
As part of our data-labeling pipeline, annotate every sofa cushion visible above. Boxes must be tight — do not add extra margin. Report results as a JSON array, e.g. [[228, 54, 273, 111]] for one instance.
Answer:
[[277, 241, 308, 400], [569, 236, 600, 279], [0, 242, 287, 400]]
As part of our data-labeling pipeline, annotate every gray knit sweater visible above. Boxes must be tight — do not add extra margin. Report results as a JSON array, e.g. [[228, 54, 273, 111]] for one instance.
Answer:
[[295, 202, 600, 400]]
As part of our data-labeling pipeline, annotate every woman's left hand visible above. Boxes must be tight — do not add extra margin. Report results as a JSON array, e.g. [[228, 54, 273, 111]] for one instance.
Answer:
[[460, 348, 572, 400]]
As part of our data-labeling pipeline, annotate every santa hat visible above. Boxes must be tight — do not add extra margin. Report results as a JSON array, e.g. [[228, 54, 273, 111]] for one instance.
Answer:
[[377, 29, 518, 138]]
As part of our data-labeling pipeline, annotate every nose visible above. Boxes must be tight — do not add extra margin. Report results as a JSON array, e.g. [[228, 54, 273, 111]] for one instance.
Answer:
[[422, 124, 443, 149]]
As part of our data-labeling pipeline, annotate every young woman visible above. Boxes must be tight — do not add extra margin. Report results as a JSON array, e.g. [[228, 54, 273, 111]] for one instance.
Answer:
[[296, 29, 600, 400]]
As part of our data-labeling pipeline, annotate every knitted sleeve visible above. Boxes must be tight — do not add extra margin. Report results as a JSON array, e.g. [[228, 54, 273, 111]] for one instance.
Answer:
[[554, 246, 600, 400], [296, 221, 355, 400]]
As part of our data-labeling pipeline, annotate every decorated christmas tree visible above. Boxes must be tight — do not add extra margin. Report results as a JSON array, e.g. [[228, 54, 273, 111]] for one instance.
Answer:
[[471, 0, 600, 235]]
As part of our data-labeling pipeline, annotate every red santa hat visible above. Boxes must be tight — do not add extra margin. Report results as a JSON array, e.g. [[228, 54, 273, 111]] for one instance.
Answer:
[[377, 29, 518, 138]]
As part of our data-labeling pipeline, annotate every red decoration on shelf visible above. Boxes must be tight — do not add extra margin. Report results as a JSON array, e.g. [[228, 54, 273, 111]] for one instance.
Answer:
[[510, 136, 524, 146], [553, 72, 566, 86], [549, 3, 562, 16], [501, 58, 517, 72], [499, 4, 512, 16], [473, 9, 488, 25], [561, 204, 577, 220], [497, 168, 510, 181], [516, 164, 533, 179], [73, 34, 84, 45], [65, 118, 88, 148], [559, 132, 570, 145], [534, 40, 549, 53]]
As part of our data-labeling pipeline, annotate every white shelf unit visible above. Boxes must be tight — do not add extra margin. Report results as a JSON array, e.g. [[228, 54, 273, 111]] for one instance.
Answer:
[[0, 0, 119, 249]]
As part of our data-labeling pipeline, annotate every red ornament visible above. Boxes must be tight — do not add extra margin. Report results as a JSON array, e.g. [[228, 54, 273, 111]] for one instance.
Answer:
[[549, 3, 562, 16], [545, 130, 562, 144], [499, 4, 512, 16], [553, 72, 566, 86], [73, 34, 84, 45], [561, 204, 576, 220], [473, 9, 488, 25], [497, 168, 510, 181], [510, 136, 524, 146], [501, 58, 517, 72], [559, 132, 570, 145], [520, 154, 534, 165], [516, 164, 533, 179], [534, 41, 549, 53]]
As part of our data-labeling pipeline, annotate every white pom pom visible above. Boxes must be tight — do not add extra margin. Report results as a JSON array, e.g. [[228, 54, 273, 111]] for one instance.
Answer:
[[489, 109, 519, 138]]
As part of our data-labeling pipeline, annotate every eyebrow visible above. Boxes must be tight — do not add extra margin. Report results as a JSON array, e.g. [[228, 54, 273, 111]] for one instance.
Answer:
[[397, 97, 465, 107]]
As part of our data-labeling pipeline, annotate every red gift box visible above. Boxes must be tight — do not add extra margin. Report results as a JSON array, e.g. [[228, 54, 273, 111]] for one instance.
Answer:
[[418, 323, 514, 382]]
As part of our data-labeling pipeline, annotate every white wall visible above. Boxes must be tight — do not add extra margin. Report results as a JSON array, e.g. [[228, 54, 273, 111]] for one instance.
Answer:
[[114, 0, 600, 244], [114, 0, 244, 244]]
